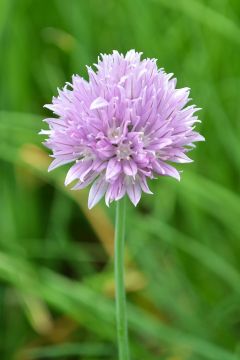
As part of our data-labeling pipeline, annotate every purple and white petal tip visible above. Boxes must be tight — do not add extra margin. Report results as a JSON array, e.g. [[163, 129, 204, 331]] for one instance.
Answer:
[[40, 50, 204, 208]]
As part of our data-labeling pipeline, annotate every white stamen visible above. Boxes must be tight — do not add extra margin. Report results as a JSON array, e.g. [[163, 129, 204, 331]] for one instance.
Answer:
[[116, 143, 132, 160], [108, 126, 121, 143]]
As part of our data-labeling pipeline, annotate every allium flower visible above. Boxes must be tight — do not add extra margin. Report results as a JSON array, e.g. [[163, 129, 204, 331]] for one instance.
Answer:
[[41, 50, 204, 208]]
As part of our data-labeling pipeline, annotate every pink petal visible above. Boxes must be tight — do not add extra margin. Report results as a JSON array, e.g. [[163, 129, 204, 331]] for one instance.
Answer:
[[106, 158, 121, 180], [151, 159, 166, 175], [72, 173, 98, 190], [126, 181, 141, 206], [105, 177, 126, 206], [48, 157, 74, 172], [105, 186, 113, 207], [159, 161, 181, 181], [88, 176, 108, 209], [90, 97, 109, 110], [148, 138, 172, 151], [171, 152, 193, 163], [123, 160, 138, 177], [139, 176, 153, 194], [65, 160, 92, 186]]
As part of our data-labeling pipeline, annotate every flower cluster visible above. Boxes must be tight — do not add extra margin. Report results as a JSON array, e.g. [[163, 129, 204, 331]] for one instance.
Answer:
[[41, 50, 204, 208]]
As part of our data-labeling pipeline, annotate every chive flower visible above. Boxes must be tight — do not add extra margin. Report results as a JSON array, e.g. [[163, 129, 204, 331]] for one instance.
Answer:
[[41, 50, 204, 208]]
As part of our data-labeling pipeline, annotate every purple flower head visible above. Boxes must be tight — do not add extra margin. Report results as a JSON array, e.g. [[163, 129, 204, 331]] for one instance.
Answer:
[[41, 50, 204, 208]]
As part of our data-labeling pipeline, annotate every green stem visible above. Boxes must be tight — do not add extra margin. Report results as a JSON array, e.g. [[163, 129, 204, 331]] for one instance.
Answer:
[[114, 197, 130, 360]]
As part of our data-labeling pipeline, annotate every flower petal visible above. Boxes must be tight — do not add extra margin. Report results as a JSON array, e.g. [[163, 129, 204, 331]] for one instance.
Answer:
[[65, 159, 95, 186], [123, 160, 138, 177], [170, 152, 193, 163], [90, 97, 109, 110], [88, 176, 108, 209], [106, 158, 121, 180], [158, 161, 181, 181], [139, 176, 153, 194], [72, 173, 98, 190], [105, 176, 126, 206], [126, 181, 141, 206], [48, 157, 74, 172]]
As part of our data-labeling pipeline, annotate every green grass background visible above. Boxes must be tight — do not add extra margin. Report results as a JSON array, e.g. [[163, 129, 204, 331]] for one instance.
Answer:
[[0, 0, 240, 359]]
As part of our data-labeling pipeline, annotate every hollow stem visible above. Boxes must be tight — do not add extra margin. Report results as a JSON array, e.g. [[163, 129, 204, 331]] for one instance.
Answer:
[[114, 197, 130, 360]]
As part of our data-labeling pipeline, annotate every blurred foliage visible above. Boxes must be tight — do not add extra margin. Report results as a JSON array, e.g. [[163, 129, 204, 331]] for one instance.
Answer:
[[0, 0, 240, 359]]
